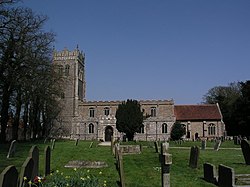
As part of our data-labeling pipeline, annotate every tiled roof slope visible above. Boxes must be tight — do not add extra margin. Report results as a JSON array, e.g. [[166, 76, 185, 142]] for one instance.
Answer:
[[174, 104, 222, 121]]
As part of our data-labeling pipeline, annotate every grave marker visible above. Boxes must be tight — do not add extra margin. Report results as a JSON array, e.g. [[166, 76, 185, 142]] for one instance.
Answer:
[[154, 141, 159, 153], [19, 157, 34, 187], [51, 139, 55, 149], [29, 145, 39, 179], [218, 164, 235, 187], [241, 139, 250, 165], [0, 165, 18, 187], [189, 146, 200, 169], [201, 139, 206, 150], [75, 139, 79, 146], [214, 140, 221, 151], [44, 146, 51, 176], [203, 163, 217, 184], [7, 140, 17, 158]]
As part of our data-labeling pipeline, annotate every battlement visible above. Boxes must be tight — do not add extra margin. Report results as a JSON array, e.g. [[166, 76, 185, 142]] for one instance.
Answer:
[[53, 47, 85, 62]]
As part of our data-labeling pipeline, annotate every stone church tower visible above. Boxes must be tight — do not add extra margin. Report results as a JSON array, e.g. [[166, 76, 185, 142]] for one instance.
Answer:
[[53, 47, 86, 135]]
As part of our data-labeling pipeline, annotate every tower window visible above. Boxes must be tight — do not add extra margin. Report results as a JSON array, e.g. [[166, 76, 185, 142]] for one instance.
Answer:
[[65, 65, 70, 76], [89, 108, 95, 118], [104, 107, 110, 116], [162, 123, 167, 133], [139, 125, 144, 134], [89, 123, 94, 133], [151, 107, 156, 117]]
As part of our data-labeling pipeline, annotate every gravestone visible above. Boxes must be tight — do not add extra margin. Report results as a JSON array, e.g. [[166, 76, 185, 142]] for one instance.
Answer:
[[75, 139, 79, 146], [201, 139, 206, 150], [241, 139, 250, 165], [214, 140, 221, 151], [161, 153, 172, 187], [154, 141, 159, 153], [203, 163, 217, 184], [29, 145, 39, 179], [218, 164, 235, 187], [117, 151, 125, 187], [7, 140, 17, 158], [19, 157, 34, 187], [44, 146, 51, 176], [189, 146, 200, 169], [159, 142, 169, 163], [51, 139, 55, 149], [0, 165, 18, 187], [89, 142, 93, 148]]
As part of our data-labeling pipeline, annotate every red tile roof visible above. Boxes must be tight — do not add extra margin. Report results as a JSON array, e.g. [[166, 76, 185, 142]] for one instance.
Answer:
[[174, 104, 222, 121]]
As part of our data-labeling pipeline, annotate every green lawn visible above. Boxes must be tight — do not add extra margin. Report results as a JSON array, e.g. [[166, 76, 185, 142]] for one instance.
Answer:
[[0, 139, 248, 187]]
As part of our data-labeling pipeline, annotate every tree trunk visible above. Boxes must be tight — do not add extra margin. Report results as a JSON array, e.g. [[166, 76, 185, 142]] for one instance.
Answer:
[[0, 84, 11, 143], [12, 91, 22, 140]]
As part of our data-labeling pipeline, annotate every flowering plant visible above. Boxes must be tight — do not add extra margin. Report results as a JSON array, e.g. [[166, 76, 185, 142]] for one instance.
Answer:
[[23, 168, 107, 187]]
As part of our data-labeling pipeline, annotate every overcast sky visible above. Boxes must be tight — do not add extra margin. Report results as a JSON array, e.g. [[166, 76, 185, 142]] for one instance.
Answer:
[[17, 0, 250, 104]]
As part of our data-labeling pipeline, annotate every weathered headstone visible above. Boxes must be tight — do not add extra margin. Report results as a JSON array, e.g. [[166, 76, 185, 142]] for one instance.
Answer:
[[44, 146, 51, 176], [161, 153, 172, 187], [214, 140, 221, 151], [29, 145, 39, 179], [154, 141, 159, 153], [241, 139, 250, 165], [189, 146, 200, 169], [51, 139, 55, 149], [19, 157, 34, 187], [89, 141, 93, 148], [117, 151, 125, 187], [218, 164, 235, 187], [75, 139, 79, 146], [201, 139, 206, 150], [0, 165, 18, 187], [7, 140, 17, 158], [203, 163, 217, 184]]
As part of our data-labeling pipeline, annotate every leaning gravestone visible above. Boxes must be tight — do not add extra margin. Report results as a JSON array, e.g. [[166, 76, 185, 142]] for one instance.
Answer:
[[7, 140, 17, 158], [218, 164, 235, 187], [154, 141, 159, 153], [189, 146, 200, 169], [241, 139, 250, 165], [75, 139, 79, 146], [0, 165, 18, 187], [44, 146, 51, 176], [29, 145, 39, 180], [51, 139, 55, 150], [19, 157, 34, 187], [203, 163, 217, 184], [214, 140, 221, 151]]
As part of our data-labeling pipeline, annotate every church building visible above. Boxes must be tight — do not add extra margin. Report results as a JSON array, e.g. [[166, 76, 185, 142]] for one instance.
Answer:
[[53, 47, 225, 141]]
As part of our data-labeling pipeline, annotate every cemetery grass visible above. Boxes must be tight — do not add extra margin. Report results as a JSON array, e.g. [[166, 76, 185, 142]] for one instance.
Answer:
[[0, 140, 249, 187]]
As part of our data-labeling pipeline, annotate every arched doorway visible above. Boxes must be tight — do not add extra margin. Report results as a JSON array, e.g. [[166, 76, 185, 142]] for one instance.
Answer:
[[195, 133, 199, 140], [105, 126, 113, 141]]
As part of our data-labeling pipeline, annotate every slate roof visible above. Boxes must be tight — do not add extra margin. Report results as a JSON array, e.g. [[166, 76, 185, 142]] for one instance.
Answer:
[[174, 104, 222, 121]]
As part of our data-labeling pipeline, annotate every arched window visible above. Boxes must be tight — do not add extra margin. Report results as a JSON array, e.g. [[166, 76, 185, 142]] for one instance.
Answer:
[[151, 107, 156, 117], [65, 65, 70, 76], [104, 107, 110, 116], [58, 65, 63, 76], [89, 123, 94, 133], [89, 108, 95, 117], [162, 123, 167, 133], [139, 125, 144, 134], [208, 123, 216, 135]]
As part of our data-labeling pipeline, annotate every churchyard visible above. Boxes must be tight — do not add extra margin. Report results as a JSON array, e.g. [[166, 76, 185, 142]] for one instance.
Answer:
[[0, 139, 250, 187]]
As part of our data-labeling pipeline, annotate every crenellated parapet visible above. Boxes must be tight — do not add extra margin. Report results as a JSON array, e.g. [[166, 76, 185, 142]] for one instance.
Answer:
[[53, 47, 85, 64]]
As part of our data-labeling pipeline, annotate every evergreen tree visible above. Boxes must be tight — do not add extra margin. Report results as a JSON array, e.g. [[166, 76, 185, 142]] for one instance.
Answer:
[[115, 99, 143, 141]]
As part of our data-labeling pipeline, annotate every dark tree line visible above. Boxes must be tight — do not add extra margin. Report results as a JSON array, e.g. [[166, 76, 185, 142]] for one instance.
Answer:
[[0, 3, 62, 142], [203, 80, 250, 136]]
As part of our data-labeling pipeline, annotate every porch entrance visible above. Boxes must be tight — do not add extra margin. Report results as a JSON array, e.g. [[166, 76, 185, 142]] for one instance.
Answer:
[[105, 126, 113, 141]]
